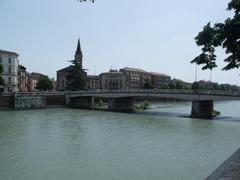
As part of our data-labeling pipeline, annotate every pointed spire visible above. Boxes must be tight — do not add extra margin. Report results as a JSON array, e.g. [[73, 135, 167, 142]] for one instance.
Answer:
[[75, 38, 82, 55]]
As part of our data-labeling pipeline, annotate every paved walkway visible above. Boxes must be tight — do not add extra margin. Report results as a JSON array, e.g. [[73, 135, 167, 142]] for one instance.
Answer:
[[205, 148, 240, 180]]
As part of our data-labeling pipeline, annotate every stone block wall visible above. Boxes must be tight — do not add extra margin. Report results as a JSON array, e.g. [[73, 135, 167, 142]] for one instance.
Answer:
[[45, 95, 66, 106], [0, 95, 14, 109], [14, 94, 45, 110]]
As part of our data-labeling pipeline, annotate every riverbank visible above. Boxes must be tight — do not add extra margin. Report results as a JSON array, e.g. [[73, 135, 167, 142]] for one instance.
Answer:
[[205, 148, 240, 180]]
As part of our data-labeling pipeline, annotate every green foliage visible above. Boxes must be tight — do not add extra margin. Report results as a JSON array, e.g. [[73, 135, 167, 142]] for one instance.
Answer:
[[134, 100, 150, 110], [36, 75, 53, 91], [191, 23, 218, 70], [66, 60, 87, 91], [191, 80, 240, 91], [212, 110, 221, 117], [95, 99, 104, 107], [192, 82, 200, 90], [160, 83, 169, 89], [192, 0, 240, 70], [168, 81, 176, 89], [0, 64, 4, 86], [143, 78, 153, 89], [227, 0, 240, 14], [170, 79, 191, 89]]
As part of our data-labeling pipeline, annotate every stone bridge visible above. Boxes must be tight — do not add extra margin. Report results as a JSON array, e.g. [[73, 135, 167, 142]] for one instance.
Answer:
[[66, 89, 240, 119], [2, 89, 240, 119]]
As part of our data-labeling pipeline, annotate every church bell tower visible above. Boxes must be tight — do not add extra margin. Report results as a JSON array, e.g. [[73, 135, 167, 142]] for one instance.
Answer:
[[75, 38, 83, 69]]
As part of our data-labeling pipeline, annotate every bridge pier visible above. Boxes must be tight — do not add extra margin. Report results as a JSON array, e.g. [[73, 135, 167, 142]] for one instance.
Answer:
[[108, 97, 134, 112], [68, 96, 94, 109], [191, 100, 214, 119]]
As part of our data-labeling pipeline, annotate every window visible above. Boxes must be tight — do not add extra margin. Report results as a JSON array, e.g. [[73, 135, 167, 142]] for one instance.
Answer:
[[0, 56, 2, 63], [8, 67, 11, 73], [8, 77, 11, 84], [8, 57, 11, 64]]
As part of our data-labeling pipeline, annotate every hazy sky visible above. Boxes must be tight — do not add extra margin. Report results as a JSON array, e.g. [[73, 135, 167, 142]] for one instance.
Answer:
[[0, 0, 239, 84]]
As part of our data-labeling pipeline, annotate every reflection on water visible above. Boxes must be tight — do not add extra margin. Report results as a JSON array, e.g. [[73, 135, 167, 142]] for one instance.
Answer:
[[0, 101, 240, 180]]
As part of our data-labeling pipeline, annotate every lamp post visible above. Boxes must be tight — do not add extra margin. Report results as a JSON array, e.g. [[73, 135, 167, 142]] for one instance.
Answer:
[[195, 64, 198, 82], [210, 70, 212, 82]]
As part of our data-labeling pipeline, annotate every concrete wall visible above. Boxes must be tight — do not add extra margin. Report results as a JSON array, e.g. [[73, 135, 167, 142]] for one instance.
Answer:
[[14, 94, 45, 110], [45, 95, 66, 106], [108, 97, 134, 112], [0, 95, 14, 109], [0, 93, 67, 110], [68, 96, 93, 109], [191, 100, 214, 119]]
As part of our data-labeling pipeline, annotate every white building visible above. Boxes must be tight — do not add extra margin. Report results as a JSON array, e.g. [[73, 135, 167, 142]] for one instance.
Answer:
[[0, 50, 19, 92]]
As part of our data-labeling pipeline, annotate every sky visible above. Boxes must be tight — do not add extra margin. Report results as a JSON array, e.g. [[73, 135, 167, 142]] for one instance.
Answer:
[[0, 0, 239, 85]]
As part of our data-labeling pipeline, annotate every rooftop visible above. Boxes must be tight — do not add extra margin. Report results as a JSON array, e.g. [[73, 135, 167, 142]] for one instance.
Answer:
[[100, 71, 124, 75], [0, 49, 19, 56], [150, 72, 171, 77], [120, 67, 147, 73], [87, 75, 99, 78], [57, 66, 71, 72]]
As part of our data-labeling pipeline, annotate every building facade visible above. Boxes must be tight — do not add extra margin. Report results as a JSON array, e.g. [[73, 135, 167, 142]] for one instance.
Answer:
[[0, 49, 19, 92], [18, 65, 28, 92], [150, 72, 171, 89], [100, 70, 126, 90], [56, 67, 70, 91], [119, 67, 151, 90], [56, 39, 87, 91], [51, 78, 56, 92], [87, 75, 100, 90], [27, 72, 44, 92]]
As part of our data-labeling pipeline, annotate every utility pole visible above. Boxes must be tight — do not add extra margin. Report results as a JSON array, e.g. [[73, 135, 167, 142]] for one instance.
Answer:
[[195, 64, 198, 82], [210, 70, 212, 82]]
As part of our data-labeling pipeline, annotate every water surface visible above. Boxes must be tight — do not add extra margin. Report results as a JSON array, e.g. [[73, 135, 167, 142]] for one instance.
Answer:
[[0, 101, 240, 180]]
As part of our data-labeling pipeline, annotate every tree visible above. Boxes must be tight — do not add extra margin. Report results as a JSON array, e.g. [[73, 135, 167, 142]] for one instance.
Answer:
[[0, 64, 4, 86], [160, 83, 169, 89], [192, 82, 200, 90], [191, 0, 240, 71], [143, 77, 153, 89], [36, 75, 53, 91], [66, 60, 87, 91], [168, 81, 176, 89]]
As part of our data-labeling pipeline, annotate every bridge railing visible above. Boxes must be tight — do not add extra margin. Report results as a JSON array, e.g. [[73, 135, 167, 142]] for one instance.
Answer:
[[2, 89, 240, 97], [68, 89, 240, 96]]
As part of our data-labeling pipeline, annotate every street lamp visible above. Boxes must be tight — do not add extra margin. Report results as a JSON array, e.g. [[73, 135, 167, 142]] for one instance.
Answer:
[[195, 64, 198, 82], [210, 70, 212, 82]]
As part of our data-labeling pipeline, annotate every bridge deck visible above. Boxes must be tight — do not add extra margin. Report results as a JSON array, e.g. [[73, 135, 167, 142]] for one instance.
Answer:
[[67, 89, 240, 101]]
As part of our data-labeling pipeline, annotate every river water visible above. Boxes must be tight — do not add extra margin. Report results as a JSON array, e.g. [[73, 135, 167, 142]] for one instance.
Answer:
[[0, 101, 240, 180]]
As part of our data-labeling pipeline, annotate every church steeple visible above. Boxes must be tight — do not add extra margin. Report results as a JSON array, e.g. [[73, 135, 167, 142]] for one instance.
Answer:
[[74, 38, 83, 69], [75, 38, 82, 56]]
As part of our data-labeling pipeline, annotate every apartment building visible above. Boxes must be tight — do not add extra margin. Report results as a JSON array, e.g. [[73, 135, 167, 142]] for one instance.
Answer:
[[0, 49, 19, 92]]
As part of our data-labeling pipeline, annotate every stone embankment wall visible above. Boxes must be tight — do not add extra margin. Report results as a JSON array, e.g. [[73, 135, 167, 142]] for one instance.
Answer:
[[45, 94, 66, 107], [14, 93, 45, 110], [0, 94, 14, 109], [0, 93, 67, 110]]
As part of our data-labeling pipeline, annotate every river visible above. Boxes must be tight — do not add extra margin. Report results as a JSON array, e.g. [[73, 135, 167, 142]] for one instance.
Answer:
[[0, 100, 240, 180]]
